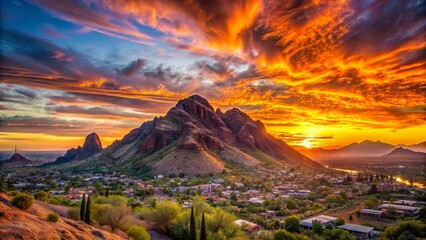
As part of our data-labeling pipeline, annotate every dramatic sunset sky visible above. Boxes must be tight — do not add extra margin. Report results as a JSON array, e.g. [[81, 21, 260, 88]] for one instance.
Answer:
[[0, 0, 425, 151]]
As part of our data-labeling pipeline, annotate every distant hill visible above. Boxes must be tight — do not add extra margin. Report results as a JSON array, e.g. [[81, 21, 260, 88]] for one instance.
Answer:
[[397, 141, 426, 153], [0, 152, 33, 168], [61, 95, 322, 176], [299, 140, 426, 160], [382, 147, 426, 159]]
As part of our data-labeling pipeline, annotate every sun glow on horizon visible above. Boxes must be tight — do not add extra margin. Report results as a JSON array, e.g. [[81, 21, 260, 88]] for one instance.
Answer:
[[302, 139, 312, 148]]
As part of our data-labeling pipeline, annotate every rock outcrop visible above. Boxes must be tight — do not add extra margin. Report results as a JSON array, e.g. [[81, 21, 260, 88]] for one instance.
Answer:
[[53, 132, 102, 164], [0, 193, 123, 240]]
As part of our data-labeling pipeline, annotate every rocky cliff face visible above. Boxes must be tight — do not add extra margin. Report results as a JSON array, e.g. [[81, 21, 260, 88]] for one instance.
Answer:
[[53, 132, 102, 164], [109, 95, 322, 175]]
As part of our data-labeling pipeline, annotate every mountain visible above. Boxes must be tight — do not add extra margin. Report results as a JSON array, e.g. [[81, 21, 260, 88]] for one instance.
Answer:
[[382, 147, 426, 159], [52, 132, 102, 164], [398, 141, 426, 153], [0, 193, 122, 240], [104, 95, 322, 176], [0, 153, 33, 168]]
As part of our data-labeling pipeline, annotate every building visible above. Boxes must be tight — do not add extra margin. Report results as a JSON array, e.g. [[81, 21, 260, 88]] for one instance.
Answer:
[[360, 209, 384, 218], [234, 219, 261, 233], [379, 204, 419, 217], [300, 215, 337, 229], [337, 224, 375, 239], [377, 183, 408, 192]]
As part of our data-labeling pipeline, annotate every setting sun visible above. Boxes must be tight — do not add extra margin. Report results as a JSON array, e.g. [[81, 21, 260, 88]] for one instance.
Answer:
[[302, 139, 312, 148]]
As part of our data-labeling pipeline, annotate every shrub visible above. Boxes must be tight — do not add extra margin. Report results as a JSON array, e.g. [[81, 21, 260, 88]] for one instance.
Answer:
[[12, 193, 34, 210], [126, 225, 150, 240], [336, 218, 345, 226], [67, 209, 80, 220], [47, 212, 59, 222], [355, 210, 361, 218], [284, 215, 301, 232], [34, 190, 48, 202]]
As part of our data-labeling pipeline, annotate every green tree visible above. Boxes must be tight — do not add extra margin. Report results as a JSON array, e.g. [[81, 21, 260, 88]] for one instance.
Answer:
[[80, 194, 86, 221], [98, 201, 132, 231], [284, 215, 300, 232], [230, 192, 238, 203], [322, 228, 356, 240], [206, 208, 242, 239], [286, 198, 298, 210], [12, 193, 34, 210], [336, 218, 345, 226], [84, 195, 91, 225], [312, 220, 323, 234], [363, 196, 380, 209], [190, 206, 196, 240], [0, 175, 8, 193], [274, 229, 308, 240], [142, 200, 181, 233], [200, 213, 207, 240], [381, 220, 426, 239], [34, 190, 48, 202], [126, 225, 150, 240], [397, 231, 416, 240]]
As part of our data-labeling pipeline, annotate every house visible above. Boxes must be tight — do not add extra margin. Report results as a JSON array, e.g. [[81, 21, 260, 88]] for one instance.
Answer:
[[337, 224, 375, 240], [377, 183, 408, 192], [248, 197, 264, 204], [360, 209, 384, 218], [234, 219, 261, 233], [379, 204, 419, 217], [300, 215, 337, 229]]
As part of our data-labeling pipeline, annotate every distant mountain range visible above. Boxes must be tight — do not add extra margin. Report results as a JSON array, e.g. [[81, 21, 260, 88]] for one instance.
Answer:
[[299, 140, 426, 160]]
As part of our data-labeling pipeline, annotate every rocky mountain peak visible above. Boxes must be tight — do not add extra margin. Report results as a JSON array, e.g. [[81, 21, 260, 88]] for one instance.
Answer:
[[176, 95, 214, 112], [82, 132, 102, 153], [51, 132, 103, 165]]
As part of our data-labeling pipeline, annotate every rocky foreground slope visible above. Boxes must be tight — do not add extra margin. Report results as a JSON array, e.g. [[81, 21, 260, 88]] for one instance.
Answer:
[[0, 193, 122, 240]]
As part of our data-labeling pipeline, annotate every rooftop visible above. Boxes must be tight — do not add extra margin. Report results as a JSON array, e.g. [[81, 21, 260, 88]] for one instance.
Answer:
[[338, 224, 374, 233], [300, 215, 337, 227]]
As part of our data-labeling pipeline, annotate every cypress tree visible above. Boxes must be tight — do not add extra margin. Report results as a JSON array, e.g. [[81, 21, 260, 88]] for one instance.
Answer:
[[200, 213, 207, 240], [84, 195, 91, 225], [80, 194, 86, 221], [190, 206, 196, 240]]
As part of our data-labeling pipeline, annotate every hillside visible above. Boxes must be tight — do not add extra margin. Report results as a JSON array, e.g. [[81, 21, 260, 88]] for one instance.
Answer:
[[0, 193, 122, 240], [382, 147, 426, 159], [94, 95, 323, 176]]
